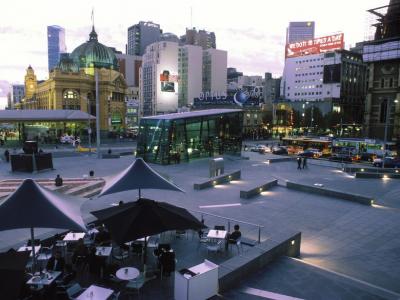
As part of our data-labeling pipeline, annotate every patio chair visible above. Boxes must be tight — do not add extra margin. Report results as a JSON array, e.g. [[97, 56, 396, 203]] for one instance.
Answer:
[[125, 273, 145, 296], [65, 283, 85, 299], [228, 238, 243, 254], [112, 246, 129, 264], [36, 246, 53, 268], [207, 240, 223, 254]]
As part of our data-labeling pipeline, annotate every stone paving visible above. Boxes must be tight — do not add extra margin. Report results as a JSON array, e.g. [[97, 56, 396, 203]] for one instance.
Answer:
[[0, 150, 400, 299]]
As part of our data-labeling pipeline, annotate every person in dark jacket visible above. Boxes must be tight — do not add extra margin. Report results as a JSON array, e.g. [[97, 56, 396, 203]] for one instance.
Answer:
[[4, 149, 9, 162], [55, 174, 63, 187], [46, 251, 65, 272]]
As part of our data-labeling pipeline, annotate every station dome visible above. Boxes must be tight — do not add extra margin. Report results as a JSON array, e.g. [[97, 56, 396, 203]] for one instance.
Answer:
[[70, 27, 119, 73]]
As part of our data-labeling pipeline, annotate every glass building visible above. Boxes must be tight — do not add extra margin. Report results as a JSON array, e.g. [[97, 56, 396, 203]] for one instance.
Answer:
[[137, 109, 243, 164], [47, 25, 66, 72]]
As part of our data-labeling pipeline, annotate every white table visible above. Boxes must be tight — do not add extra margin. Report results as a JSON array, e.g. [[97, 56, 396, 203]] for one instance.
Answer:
[[27, 271, 61, 286], [96, 246, 112, 257], [63, 232, 85, 241], [116, 267, 140, 281], [207, 230, 227, 240], [18, 245, 41, 257], [75, 284, 114, 300]]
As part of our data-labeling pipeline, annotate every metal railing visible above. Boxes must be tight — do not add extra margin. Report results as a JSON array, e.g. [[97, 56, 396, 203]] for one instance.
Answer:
[[187, 208, 265, 244]]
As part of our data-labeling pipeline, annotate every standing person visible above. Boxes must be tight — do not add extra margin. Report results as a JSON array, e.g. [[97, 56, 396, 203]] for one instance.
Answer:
[[302, 157, 307, 169], [4, 149, 9, 163], [297, 157, 302, 170]]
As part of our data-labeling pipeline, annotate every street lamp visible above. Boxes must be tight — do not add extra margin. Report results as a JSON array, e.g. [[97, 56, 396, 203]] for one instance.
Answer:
[[382, 98, 399, 168], [82, 95, 92, 154]]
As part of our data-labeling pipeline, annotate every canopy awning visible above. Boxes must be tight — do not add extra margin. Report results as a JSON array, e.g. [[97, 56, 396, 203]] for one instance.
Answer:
[[0, 110, 95, 122]]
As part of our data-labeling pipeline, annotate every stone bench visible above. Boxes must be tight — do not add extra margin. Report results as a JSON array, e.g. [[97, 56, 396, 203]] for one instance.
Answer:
[[101, 154, 120, 159], [193, 170, 241, 190], [286, 181, 373, 206], [218, 231, 301, 293], [240, 179, 278, 199], [356, 172, 400, 179]]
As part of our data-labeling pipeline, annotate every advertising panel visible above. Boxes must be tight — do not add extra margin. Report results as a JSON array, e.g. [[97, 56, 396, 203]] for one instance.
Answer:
[[194, 87, 263, 108], [285, 33, 344, 58], [160, 70, 179, 93]]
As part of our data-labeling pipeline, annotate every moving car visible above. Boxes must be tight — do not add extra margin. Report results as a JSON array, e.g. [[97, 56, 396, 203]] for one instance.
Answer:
[[272, 146, 288, 155], [372, 157, 400, 168], [298, 148, 322, 158]]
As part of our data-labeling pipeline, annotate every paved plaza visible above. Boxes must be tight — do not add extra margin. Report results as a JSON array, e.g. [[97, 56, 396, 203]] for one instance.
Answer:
[[0, 150, 400, 299]]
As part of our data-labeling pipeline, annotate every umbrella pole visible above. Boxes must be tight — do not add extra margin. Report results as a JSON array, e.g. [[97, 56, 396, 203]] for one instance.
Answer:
[[143, 236, 147, 276], [30, 227, 36, 272], [138, 188, 141, 199]]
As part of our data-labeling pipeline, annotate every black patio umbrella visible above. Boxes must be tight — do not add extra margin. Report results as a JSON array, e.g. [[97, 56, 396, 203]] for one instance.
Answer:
[[99, 157, 184, 199], [91, 198, 206, 271], [0, 249, 30, 300], [0, 179, 87, 271]]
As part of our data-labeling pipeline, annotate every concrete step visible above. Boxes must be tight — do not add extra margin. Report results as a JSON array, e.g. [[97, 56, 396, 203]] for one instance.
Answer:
[[79, 187, 103, 199], [65, 180, 104, 197]]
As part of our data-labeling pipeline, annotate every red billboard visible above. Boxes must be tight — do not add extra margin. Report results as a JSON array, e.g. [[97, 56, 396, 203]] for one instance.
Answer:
[[285, 33, 344, 58]]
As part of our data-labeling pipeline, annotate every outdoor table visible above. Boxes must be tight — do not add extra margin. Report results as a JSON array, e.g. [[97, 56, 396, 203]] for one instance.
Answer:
[[26, 271, 61, 286], [18, 245, 41, 257], [63, 232, 85, 241], [75, 284, 114, 300], [116, 267, 140, 281], [96, 246, 112, 257], [207, 229, 227, 240]]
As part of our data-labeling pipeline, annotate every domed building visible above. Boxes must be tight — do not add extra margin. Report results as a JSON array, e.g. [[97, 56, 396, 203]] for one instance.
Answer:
[[20, 27, 128, 138]]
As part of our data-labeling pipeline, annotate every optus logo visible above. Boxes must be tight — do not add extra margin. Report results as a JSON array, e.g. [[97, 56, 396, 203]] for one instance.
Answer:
[[233, 90, 250, 106]]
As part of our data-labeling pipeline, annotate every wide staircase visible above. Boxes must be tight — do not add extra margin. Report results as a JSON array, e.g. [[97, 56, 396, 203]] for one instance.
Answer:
[[0, 178, 105, 199]]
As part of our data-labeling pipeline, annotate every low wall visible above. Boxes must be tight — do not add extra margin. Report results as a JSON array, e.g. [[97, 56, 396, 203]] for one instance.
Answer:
[[240, 179, 278, 199], [193, 170, 241, 190], [265, 157, 295, 164], [356, 172, 400, 179], [218, 231, 301, 293], [286, 181, 373, 206]]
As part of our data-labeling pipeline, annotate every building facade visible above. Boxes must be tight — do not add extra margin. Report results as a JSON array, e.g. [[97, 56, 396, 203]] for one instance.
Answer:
[[8, 84, 25, 109], [280, 50, 367, 124], [20, 28, 128, 136], [47, 25, 67, 72], [180, 28, 216, 49], [286, 21, 315, 44], [140, 41, 227, 116], [127, 21, 162, 56], [363, 0, 400, 141]]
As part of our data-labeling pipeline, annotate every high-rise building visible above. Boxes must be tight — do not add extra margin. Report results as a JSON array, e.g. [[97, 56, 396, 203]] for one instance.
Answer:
[[127, 21, 162, 56], [47, 25, 66, 72], [363, 0, 400, 141], [281, 50, 366, 123], [114, 52, 142, 88], [181, 28, 216, 49], [286, 22, 315, 44], [140, 41, 227, 116], [264, 73, 281, 104], [8, 84, 25, 109]]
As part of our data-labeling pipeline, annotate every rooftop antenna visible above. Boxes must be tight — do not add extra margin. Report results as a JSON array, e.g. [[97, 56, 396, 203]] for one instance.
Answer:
[[190, 6, 193, 28]]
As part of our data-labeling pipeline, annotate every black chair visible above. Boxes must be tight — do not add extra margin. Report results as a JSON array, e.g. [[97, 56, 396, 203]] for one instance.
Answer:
[[214, 225, 225, 231]]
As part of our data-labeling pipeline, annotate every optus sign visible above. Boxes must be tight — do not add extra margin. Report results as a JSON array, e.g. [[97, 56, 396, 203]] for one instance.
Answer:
[[285, 33, 344, 58]]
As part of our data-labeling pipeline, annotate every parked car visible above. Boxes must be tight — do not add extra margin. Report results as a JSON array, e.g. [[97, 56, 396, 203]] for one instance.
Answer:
[[272, 146, 288, 155], [251, 145, 267, 153], [329, 154, 352, 162], [360, 152, 377, 162], [372, 157, 400, 168], [298, 148, 322, 158]]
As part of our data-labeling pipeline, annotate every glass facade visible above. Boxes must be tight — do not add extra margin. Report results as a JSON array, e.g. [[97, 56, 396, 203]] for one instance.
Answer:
[[137, 110, 243, 164]]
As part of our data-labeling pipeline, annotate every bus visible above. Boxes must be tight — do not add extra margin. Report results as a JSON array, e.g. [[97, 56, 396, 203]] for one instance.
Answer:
[[332, 138, 397, 157], [282, 137, 332, 155]]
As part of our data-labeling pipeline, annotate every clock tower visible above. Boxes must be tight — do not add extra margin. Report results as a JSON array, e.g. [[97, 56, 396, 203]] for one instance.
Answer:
[[24, 65, 37, 99]]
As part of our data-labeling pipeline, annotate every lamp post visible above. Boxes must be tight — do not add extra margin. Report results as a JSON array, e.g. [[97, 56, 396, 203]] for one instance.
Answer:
[[382, 98, 399, 168], [83, 95, 92, 154], [95, 69, 101, 158]]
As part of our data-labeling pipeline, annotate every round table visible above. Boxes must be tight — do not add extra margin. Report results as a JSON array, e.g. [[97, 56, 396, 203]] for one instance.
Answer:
[[116, 267, 140, 281]]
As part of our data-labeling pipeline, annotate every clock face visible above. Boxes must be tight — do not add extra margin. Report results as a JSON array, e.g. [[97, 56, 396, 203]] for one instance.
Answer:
[[381, 64, 395, 75]]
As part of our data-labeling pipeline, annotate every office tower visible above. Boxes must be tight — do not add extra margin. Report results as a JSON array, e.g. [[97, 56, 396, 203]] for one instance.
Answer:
[[181, 28, 216, 49], [9, 84, 25, 109], [47, 25, 66, 71], [127, 21, 162, 56], [286, 22, 315, 44]]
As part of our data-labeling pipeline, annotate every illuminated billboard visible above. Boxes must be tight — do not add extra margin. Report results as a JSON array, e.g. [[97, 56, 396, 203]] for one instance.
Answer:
[[160, 70, 179, 92], [285, 33, 344, 58]]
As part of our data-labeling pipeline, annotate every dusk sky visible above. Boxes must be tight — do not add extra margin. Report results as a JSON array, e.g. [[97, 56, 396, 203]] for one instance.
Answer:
[[0, 0, 388, 95]]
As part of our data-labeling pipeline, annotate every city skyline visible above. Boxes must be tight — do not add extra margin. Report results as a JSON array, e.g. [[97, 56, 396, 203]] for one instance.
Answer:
[[0, 0, 387, 86]]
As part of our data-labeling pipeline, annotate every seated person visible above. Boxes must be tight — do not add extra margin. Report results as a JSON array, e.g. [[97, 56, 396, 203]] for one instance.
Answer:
[[159, 249, 175, 276], [228, 224, 242, 244], [54, 174, 63, 187], [95, 227, 111, 245], [72, 238, 88, 265], [87, 246, 104, 281], [46, 250, 65, 272]]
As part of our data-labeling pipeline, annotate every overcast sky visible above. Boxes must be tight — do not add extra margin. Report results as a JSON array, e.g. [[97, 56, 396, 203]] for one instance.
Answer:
[[0, 0, 388, 91]]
